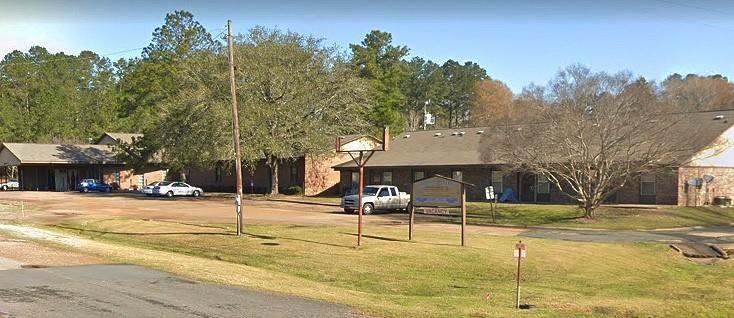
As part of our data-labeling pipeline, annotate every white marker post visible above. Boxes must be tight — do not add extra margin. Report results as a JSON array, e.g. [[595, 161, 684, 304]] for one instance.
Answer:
[[513, 241, 527, 309]]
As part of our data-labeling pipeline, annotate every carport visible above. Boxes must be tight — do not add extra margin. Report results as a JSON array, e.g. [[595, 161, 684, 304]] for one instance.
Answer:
[[0, 143, 124, 191]]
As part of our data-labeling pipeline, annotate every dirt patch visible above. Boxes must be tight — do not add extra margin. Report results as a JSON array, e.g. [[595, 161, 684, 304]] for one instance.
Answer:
[[0, 233, 104, 268]]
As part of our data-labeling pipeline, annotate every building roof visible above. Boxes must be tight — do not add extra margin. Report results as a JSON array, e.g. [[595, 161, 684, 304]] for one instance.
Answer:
[[0, 143, 121, 165], [96, 132, 143, 145], [334, 109, 734, 169]]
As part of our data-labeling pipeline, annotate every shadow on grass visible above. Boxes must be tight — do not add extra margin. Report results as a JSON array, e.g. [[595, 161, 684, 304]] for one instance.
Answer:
[[243, 232, 353, 249], [341, 232, 461, 247], [51, 224, 232, 237]]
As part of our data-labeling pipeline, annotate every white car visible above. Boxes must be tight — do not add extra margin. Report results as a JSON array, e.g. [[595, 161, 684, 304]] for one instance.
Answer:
[[154, 181, 204, 198], [0, 179, 19, 191], [141, 181, 164, 196]]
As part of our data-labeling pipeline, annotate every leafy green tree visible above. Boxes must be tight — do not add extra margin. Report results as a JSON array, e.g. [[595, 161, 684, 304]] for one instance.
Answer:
[[117, 10, 218, 130], [118, 49, 232, 177], [0, 47, 120, 142], [237, 27, 371, 194], [439, 60, 488, 128], [402, 57, 447, 130], [350, 30, 409, 133]]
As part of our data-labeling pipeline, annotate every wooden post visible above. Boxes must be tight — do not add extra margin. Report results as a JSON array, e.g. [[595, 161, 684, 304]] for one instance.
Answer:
[[516, 245, 522, 308], [227, 19, 244, 236], [357, 153, 364, 247], [461, 184, 466, 246], [408, 197, 415, 240]]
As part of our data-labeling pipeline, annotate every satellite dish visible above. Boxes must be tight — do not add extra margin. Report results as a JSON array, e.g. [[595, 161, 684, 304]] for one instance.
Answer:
[[687, 177, 703, 187], [703, 175, 715, 183]]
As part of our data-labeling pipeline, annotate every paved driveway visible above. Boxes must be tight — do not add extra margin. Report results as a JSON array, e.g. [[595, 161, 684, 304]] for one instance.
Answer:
[[521, 225, 734, 244], [0, 264, 361, 318]]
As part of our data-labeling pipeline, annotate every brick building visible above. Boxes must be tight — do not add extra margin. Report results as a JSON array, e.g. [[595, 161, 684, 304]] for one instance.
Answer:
[[334, 110, 734, 205], [185, 153, 350, 196], [0, 133, 166, 191]]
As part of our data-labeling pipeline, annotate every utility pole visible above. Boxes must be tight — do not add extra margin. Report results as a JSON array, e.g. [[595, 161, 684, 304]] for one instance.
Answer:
[[227, 19, 244, 236], [423, 99, 430, 130]]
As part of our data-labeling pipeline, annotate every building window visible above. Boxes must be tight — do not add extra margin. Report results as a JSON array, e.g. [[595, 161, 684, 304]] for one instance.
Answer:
[[413, 170, 425, 181], [537, 175, 550, 194], [215, 165, 223, 183], [382, 171, 393, 185], [351, 172, 359, 188], [640, 173, 656, 196], [290, 164, 298, 185], [372, 172, 381, 184], [452, 170, 463, 181], [492, 171, 504, 193]]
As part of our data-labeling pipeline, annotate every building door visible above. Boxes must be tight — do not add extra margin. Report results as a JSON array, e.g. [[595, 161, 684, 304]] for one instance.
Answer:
[[54, 169, 68, 191], [520, 173, 536, 202]]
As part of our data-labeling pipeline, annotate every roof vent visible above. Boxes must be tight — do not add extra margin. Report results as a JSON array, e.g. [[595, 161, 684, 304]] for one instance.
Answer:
[[477, 130, 485, 134], [714, 115, 725, 120], [514, 127, 523, 132], [451, 131, 459, 136], [403, 134, 411, 138], [459, 131, 466, 136], [434, 132, 442, 137]]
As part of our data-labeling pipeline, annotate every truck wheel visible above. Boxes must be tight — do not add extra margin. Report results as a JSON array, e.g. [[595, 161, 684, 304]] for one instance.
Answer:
[[343, 208, 354, 214], [166, 191, 174, 198], [362, 203, 374, 215], [193, 190, 200, 197], [1, 185, 7, 191], [82, 187, 89, 193]]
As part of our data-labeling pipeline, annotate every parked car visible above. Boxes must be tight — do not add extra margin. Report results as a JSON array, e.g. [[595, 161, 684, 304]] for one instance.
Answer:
[[0, 179, 19, 191], [341, 185, 411, 214], [79, 179, 112, 193], [154, 181, 203, 198], [141, 181, 164, 196]]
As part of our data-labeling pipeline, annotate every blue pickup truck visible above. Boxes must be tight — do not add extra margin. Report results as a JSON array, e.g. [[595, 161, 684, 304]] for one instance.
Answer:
[[79, 179, 112, 193]]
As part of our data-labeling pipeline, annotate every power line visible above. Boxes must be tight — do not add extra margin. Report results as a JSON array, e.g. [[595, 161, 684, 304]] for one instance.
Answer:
[[0, 46, 147, 70], [2, 28, 228, 69]]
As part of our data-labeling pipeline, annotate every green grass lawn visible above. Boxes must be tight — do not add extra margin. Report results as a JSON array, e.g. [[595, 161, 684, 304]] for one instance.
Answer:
[[216, 194, 734, 230], [52, 218, 734, 318], [461, 203, 734, 229]]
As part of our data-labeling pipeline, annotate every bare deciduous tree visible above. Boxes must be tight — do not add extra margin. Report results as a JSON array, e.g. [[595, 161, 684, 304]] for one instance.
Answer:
[[486, 65, 706, 218]]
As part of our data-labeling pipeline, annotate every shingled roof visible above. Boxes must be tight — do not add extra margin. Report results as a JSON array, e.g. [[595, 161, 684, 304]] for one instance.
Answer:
[[0, 143, 121, 165], [96, 132, 143, 145], [334, 109, 734, 169]]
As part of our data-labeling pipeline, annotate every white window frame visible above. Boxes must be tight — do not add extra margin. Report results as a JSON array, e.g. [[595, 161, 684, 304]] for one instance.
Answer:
[[537, 175, 550, 194], [413, 170, 425, 181], [351, 171, 359, 188], [640, 173, 656, 196], [452, 170, 463, 181], [382, 171, 393, 185], [491, 171, 504, 193]]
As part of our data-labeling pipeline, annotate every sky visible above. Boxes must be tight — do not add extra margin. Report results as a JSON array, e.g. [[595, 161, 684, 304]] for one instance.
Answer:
[[2, 0, 734, 92]]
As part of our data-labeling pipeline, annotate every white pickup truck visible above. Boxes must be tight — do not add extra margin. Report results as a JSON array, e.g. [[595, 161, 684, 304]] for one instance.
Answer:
[[0, 179, 19, 191], [341, 185, 411, 214]]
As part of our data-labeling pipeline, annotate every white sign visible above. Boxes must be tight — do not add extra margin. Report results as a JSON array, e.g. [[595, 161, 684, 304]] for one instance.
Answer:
[[513, 242, 527, 258], [485, 186, 495, 200], [413, 176, 463, 208]]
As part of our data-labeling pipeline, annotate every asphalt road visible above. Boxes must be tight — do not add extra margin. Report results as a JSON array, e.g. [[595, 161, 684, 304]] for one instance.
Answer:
[[0, 264, 361, 318]]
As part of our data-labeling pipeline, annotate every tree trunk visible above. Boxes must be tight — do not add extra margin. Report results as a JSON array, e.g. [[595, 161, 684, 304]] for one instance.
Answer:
[[269, 159, 279, 196], [583, 200, 596, 219]]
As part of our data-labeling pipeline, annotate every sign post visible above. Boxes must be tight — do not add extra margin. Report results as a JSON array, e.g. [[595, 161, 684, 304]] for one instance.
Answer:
[[410, 175, 474, 246], [336, 128, 389, 247], [514, 241, 527, 309]]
